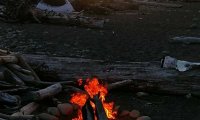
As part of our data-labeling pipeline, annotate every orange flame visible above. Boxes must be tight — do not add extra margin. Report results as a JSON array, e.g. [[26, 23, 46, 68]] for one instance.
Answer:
[[70, 78, 117, 120], [70, 92, 88, 120]]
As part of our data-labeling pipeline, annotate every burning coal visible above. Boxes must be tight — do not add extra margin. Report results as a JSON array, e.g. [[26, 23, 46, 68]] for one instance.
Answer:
[[70, 78, 117, 120]]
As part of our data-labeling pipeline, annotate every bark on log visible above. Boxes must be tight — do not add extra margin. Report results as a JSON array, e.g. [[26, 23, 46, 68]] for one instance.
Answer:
[[22, 54, 200, 96]]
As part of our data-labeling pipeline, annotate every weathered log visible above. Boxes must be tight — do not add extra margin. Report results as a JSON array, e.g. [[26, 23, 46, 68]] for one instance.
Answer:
[[22, 54, 200, 96], [12, 102, 39, 116], [22, 83, 62, 102]]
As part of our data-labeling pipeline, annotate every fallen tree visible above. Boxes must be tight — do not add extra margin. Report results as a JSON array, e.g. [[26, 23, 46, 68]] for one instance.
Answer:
[[23, 54, 200, 97]]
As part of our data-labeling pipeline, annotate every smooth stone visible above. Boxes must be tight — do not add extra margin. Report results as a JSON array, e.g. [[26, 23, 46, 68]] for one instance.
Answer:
[[57, 103, 73, 116]]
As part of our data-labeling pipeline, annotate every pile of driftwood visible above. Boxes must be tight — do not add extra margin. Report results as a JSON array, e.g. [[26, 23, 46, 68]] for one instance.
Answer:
[[0, 49, 151, 120]]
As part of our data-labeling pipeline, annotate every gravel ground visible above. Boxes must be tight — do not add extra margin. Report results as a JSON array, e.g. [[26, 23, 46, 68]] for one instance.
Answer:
[[0, 1, 200, 120]]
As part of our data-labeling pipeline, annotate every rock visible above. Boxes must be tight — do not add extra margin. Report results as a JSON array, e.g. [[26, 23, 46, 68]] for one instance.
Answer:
[[136, 92, 149, 97], [47, 107, 61, 117], [57, 103, 73, 116], [38, 113, 59, 120], [136, 116, 151, 120], [119, 110, 130, 117], [129, 110, 140, 119]]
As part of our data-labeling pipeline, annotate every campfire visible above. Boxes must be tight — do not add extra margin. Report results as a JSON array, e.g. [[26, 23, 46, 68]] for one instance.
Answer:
[[70, 78, 117, 120], [0, 51, 151, 120]]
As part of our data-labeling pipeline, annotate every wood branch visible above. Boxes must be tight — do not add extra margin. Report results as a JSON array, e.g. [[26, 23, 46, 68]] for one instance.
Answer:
[[93, 94, 108, 120], [132, 1, 183, 8], [12, 102, 39, 116], [22, 54, 200, 96], [0, 56, 18, 64]]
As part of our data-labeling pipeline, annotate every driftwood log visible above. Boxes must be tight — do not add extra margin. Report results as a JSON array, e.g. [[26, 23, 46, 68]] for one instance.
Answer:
[[12, 102, 39, 116], [22, 54, 200, 96]]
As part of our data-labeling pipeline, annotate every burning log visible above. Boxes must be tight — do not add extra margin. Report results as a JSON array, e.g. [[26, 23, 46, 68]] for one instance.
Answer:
[[93, 94, 108, 120], [22, 54, 200, 97], [82, 100, 95, 120]]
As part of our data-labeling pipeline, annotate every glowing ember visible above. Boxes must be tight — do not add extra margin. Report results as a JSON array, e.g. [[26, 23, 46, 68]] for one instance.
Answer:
[[70, 78, 117, 120]]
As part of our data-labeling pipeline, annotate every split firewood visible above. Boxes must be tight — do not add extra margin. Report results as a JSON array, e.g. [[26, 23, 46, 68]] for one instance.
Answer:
[[12, 102, 39, 116]]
